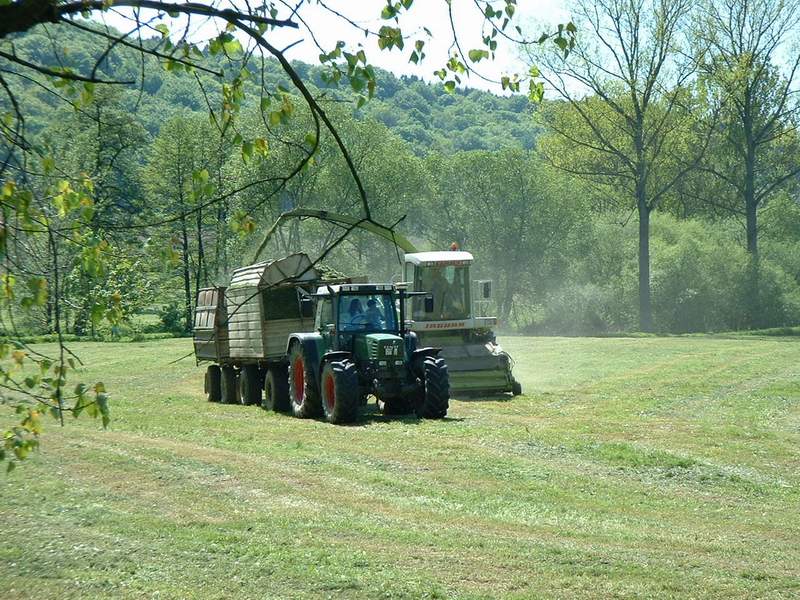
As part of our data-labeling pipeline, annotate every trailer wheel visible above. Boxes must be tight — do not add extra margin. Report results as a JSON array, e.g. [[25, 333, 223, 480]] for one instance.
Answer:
[[220, 366, 238, 404], [237, 364, 261, 406], [415, 357, 449, 419], [320, 359, 359, 424], [288, 344, 320, 418], [263, 365, 290, 413], [205, 365, 221, 402]]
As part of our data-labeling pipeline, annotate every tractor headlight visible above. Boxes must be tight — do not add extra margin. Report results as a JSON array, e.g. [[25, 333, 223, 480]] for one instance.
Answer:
[[378, 360, 387, 366]]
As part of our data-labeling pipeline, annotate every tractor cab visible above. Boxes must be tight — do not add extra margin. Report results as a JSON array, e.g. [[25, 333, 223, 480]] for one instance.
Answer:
[[313, 284, 404, 358]]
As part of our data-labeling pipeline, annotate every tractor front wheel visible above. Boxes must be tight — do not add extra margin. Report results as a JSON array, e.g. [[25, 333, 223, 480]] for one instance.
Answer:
[[415, 357, 449, 419], [205, 365, 221, 402], [288, 344, 320, 418], [320, 360, 359, 424], [220, 366, 238, 404], [263, 365, 290, 412]]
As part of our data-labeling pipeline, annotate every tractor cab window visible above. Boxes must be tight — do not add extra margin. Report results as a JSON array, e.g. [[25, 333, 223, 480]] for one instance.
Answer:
[[318, 298, 334, 330], [413, 265, 470, 321], [338, 293, 397, 332]]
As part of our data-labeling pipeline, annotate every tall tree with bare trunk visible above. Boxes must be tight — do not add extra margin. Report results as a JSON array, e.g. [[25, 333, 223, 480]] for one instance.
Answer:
[[532, 0, 710, 331]]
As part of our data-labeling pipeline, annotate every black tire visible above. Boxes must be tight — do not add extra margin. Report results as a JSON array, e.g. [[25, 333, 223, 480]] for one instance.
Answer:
[[377, 397, 411, 415], [415, 357, 449, 419], [288, 344, 320, 418], [263, 365, 290, 413], [320, 359, 359, 424], [238, 364, 262, 405], [220, 366, 238, 404], [512, 380, 523, 396], [205, 365, 221, 402]]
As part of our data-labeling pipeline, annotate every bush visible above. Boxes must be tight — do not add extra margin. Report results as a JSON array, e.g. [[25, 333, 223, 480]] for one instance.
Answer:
[[531, 213, 800, 335], [159, 303, 185, 334]]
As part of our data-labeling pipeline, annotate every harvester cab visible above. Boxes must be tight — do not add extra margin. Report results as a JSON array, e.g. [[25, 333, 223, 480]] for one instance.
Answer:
[[403, 252, 522, 396], [286, 283, 450, 423]]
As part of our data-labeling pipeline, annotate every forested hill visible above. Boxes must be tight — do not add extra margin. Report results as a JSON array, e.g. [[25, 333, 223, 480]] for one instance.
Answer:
[[9, 22, 538, 154]]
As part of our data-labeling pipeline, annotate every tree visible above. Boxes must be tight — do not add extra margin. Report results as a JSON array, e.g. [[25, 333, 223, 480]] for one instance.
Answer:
[[532, 0, 708, 331], [694, 0, 800, 324], [142, 114, 219, 331], [422, 149, 586, 324]]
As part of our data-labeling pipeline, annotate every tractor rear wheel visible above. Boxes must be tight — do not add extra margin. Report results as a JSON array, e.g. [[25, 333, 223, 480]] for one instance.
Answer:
[[512, 380, 523, 396], [205, 365, 221, 402], [320, 360, 359, 424], [263, 365, 290, 412], [288, 344, 320, 418], [238, 364, 262, 405], [220, 366, 238, 404], [415, 357, 449, 419]]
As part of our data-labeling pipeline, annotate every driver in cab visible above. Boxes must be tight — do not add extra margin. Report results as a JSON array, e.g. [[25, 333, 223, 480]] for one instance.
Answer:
[[365, 298, 384, 328]]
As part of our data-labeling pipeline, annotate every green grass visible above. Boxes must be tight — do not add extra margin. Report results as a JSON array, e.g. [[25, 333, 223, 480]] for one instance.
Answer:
[[1, 335, 799, 598]]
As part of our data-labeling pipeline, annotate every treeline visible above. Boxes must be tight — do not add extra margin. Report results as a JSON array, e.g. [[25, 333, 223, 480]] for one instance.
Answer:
[[4, 13, 800, 337]]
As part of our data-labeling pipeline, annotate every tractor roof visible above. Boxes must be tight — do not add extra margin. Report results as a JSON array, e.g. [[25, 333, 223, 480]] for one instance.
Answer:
[[404, 251, 473, 266], [315, 283, 396, 296]]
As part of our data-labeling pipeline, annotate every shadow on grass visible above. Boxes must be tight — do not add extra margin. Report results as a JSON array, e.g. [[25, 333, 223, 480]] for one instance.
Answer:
[[339, 403, 466, 426], [451, 392, 515, 403]]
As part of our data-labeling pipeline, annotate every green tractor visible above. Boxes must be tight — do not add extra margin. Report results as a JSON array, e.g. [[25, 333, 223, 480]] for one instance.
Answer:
[[286, 283, 450, 423]]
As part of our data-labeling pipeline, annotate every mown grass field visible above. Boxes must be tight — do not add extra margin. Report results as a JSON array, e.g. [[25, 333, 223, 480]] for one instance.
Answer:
[[1, 335, 799, 599]]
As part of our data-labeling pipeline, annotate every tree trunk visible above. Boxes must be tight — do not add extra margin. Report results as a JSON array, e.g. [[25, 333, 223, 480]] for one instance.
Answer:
[[744, 145, 758, 259], [195, 206, 205, 302], [638, 204, 653, 332], [634, 126, 653, 333], [181, 216, 192, 333], [743, 139, 760, 328]]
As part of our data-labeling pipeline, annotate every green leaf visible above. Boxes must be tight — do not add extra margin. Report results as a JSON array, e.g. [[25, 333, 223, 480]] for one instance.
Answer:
[[444, 80, 456, 93], [155, 24, 169, 38], [528, 80, 545, 103], [241, 141, 254, 162], [468, 49, 490, 62]]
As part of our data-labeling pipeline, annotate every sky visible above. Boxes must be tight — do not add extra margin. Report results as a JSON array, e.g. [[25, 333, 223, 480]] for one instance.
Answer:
[[101, 0, 571, 94]]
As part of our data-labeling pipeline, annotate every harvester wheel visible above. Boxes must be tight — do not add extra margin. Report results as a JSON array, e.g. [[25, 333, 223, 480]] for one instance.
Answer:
[[238, 364, 262, 405], [220, 366, 238, 404], [415, 357, 449, 419], [288, 344, 320, 418], [512, 380, 523, 396], [263, 365, 290, 413], [320, 360, 359, 424], [205, 365, 221, 402]]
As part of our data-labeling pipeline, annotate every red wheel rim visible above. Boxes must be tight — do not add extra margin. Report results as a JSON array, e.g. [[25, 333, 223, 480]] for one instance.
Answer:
[[292, 356, 304, 404], [324, 372, 336, 413]]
